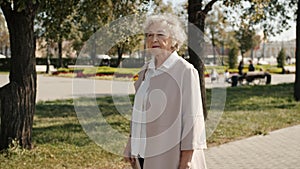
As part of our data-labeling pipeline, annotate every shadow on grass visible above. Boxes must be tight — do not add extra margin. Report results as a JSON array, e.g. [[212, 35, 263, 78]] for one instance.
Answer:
[[33, 123, 92, 147], [34, 96, 132, 146], [96, 95, 134, 117], [35, 99, 76, 118]]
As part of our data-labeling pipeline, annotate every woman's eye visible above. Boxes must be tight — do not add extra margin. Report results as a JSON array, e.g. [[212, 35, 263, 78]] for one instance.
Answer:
[[147, 34, 154, 37]]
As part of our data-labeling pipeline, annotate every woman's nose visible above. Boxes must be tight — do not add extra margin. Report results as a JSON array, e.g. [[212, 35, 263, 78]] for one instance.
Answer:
[[152, 34, 158, 42]]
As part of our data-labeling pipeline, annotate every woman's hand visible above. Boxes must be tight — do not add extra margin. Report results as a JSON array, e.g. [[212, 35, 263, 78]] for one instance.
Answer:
[[124, 138, 136, 167], [124, 155, 136, 167], [124, 151, 136, 167], [179, 150, 193, 169]]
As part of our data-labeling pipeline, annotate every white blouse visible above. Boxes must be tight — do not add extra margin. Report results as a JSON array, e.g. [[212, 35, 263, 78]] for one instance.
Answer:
[[131, 52, 179, 158]]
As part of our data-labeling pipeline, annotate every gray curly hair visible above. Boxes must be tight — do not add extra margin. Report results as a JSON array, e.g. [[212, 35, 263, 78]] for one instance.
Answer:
[[144, 14, 187, 51]]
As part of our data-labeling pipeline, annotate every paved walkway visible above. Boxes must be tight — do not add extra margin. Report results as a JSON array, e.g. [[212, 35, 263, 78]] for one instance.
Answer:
[[0, 74, 295, 101], [205, 125, 300, 169], [0, 75, 135, 101]]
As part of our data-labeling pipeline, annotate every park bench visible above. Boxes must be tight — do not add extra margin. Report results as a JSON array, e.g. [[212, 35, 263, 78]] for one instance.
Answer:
[[231, 71, 271, 87]]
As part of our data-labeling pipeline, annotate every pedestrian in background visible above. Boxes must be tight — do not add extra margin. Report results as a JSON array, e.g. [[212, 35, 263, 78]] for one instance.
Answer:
[[210, 68, 219, 83], [248, 60, 255, 72], [238, 60, 244, 75]]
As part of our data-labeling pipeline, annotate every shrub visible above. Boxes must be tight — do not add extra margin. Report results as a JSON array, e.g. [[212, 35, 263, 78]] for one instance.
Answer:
[[277, 48, 286, 68]]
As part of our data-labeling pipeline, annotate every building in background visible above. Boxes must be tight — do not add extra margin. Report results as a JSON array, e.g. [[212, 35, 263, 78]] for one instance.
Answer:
[[254, 39, 295, 63]]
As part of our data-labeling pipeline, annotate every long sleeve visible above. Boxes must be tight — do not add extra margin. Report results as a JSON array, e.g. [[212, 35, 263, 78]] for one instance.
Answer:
[[180, 67, 207, 150]]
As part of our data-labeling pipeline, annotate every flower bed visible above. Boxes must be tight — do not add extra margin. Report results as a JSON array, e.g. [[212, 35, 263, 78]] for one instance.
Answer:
[[52, 66, 139, 81]]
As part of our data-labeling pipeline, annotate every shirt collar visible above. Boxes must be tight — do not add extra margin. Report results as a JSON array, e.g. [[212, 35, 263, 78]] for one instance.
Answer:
[[148, 51, 180, 70]]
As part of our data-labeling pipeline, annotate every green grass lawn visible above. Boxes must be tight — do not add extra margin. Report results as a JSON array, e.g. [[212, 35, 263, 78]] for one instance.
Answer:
[[0, 71, 9, 74], [1, 83, 300, 168]]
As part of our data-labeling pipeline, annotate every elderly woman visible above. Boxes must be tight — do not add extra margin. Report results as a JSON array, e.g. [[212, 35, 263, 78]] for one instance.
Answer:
[[124, 14, 207, 169]]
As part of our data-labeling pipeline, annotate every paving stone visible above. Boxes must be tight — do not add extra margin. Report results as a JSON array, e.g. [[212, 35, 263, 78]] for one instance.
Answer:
[[205, 125, 300, 169]]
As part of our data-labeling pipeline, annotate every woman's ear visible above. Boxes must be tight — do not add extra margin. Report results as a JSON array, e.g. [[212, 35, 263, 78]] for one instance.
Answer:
[[172, 41, 177, 46], [171, 42, 178, 51]]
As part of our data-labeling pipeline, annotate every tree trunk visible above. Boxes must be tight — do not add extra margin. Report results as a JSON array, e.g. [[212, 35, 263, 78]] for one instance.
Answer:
[[0, 42, 3, 54], [4, 45, 8, 57], [117, 45, 123, 67], [58, 36, 63, 68], [250, 48, 254, 61], [211, 30, 216, 65], [0, 4, 37, 150], [295, 0, 300, 101], [188, 1, 207, 120], [91, 30, 96, 66], [46, 42, 50, 74], [221, 42, 225, 66], [240, 50, 245, 61]]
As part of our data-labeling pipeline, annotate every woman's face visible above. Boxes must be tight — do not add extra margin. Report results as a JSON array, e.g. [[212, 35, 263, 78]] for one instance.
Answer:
[[146, 22, 173, 55]]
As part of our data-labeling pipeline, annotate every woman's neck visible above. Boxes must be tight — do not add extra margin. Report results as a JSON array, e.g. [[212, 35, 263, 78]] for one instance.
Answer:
[[154, 55, 168, 68], [154, 51, 174, 68]]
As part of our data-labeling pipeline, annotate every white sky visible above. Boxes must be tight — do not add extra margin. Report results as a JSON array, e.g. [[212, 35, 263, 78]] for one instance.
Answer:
[[163, 0, 296, 42], [268, 22, 296, 41]]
